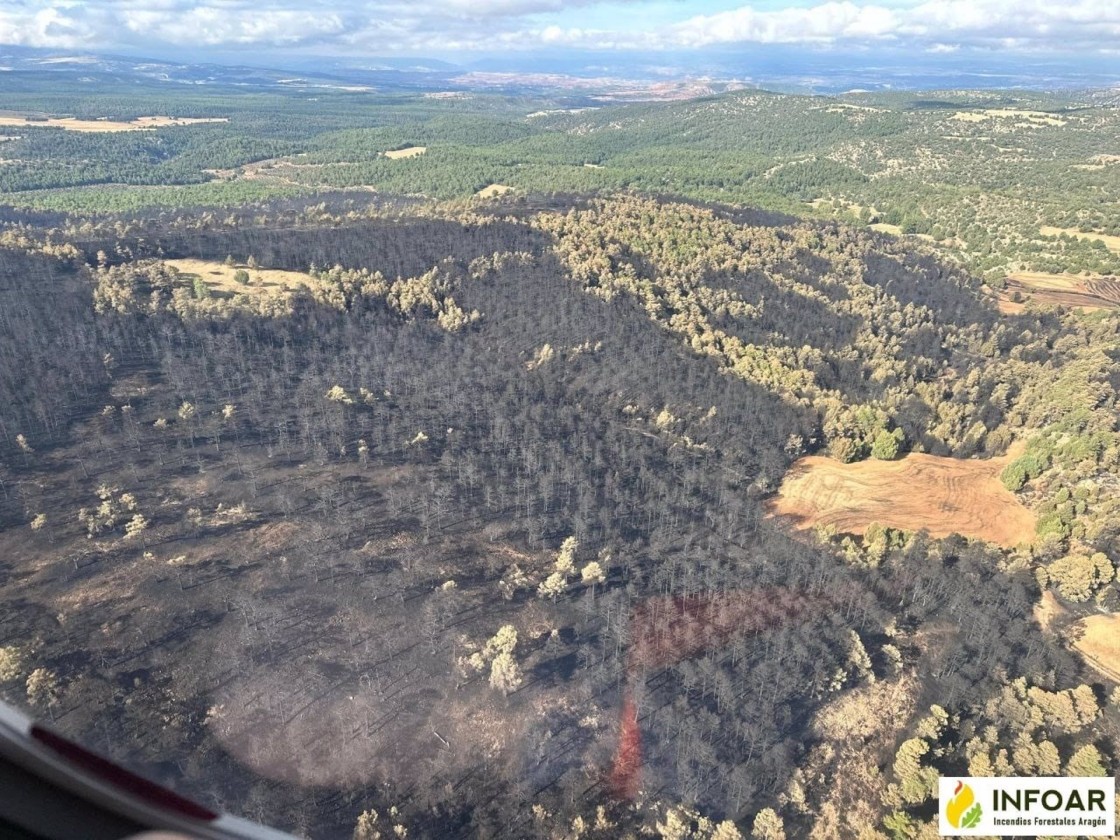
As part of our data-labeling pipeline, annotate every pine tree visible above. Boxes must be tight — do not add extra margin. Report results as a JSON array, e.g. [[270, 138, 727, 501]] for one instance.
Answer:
[[751, 809, 785, 840]]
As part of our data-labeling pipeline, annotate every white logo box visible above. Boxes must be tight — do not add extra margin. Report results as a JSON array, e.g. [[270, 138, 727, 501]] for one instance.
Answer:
[[939, 777, 1115, 837]]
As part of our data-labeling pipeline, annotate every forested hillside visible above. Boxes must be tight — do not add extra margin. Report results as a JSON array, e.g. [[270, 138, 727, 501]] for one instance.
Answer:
[[2, 80, 1120, 282], [0, 192, 1117, 838]]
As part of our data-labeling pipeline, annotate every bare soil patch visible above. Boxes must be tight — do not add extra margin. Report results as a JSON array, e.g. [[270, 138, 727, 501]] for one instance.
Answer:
[[1072, 614, 1120, 682], [383, 146, 427, 160], [768, 450, 1036, 547], [998, 271, 1120, 313], [0, 115, 226, 132]]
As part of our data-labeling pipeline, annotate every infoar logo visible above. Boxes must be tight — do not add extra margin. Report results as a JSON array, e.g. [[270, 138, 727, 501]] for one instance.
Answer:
[[939, 776, 1115, 836], [945, 781, 983, 829]]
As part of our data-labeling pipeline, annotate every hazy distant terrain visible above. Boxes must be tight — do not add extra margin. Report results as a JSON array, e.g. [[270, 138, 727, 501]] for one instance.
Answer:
[[3, 44, 1119, 95], [2, 65, 1118, 286]]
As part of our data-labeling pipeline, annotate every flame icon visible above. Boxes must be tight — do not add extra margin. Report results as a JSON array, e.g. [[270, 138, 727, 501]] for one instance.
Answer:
[[946, 780, 982, 829]]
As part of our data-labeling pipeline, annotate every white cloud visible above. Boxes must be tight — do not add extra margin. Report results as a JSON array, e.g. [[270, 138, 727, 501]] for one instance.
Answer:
[[0, 6, 101, 49], [121, 6, 345, 46], [664, 0, 1120, 50], [668, 2, 900, 47], [0, 0, 1118, 54]]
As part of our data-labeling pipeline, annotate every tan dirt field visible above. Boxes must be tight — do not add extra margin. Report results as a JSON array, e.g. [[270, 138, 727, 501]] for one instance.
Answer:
[[475, 183, 513, 198], [1072, 614, 1120, 682], [164, 259, 318, 298], [768, 449, 1036, 548], [383, 146, 427, 159], [997, 271, 1120, 314], [1040, 225, 1120, 253], [0, 115, 226, 132]]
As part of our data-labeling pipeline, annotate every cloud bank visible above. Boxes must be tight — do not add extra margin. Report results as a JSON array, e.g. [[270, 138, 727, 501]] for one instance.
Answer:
[[1, 0, 1118, 55]]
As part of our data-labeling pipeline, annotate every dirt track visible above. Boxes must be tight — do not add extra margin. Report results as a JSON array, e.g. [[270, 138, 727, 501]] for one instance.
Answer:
[[768, 451, 1036, 547]]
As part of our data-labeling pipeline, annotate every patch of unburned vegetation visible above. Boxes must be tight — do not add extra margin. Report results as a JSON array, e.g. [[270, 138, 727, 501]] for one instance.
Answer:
[[998, 271, 1120, 313], [0, 114, 227, 132], [383, 146, 427, 159], [768, 451, 1036, 548], [1072, 614, 1120, 682]]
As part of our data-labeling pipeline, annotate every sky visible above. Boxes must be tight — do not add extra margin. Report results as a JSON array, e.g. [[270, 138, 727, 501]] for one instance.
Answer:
[[1, 0, 1119, 61]]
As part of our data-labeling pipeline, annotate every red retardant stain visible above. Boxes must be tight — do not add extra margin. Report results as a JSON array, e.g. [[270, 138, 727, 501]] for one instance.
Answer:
[[608, 692, 642, 800], [607, 588, 822, 800]]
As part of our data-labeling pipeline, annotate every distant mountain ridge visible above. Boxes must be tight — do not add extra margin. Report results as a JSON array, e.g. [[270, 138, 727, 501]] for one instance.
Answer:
[[2, 43, 1118, 98]]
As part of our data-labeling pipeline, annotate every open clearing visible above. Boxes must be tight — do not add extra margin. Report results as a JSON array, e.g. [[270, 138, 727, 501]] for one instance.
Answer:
[[475, 183, 513, 198], [997, 271, 1120, 313], [163, 258, 318, 298], [383, 146, 426, 159], [0, 115, 227, 132], [1072, 614, 1120, 682], [1040, 225, 1120, 253], [768, 450, 1036, 547], [952, 109, 1067, 127], [869, 222, 903, 236]]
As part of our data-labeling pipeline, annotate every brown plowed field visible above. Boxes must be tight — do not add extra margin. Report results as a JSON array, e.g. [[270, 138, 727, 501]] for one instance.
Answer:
[[998, 272, 1120, 313], [768, 451, 1036, 547], [1085, 276, 1120, 305]]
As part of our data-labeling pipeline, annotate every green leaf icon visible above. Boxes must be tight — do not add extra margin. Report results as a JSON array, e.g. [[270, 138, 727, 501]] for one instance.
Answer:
[[961, 803, 983, 829]]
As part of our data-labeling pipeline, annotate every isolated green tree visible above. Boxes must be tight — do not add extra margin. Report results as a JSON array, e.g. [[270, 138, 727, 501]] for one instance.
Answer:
[[871, 428, 905, 461]]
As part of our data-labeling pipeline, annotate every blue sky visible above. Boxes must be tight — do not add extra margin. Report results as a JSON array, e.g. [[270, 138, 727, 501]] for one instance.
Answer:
[[1, 1, 1119, 60]]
